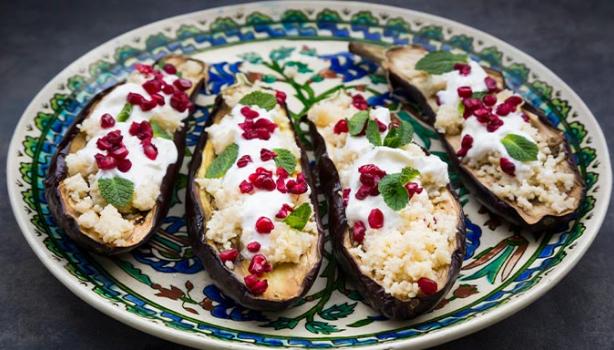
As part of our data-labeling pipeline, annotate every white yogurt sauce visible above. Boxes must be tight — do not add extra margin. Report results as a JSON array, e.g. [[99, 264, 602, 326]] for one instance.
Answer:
[[434, 61, 487, 106]]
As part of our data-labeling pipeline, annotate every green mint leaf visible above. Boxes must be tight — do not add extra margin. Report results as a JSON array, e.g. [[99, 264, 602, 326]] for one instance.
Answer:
[[239, 91, 277, 111], [205, 143, 239, 178], [284, 203, 312, 230], [365, 119, 382, 146], [383, 119, 413, 148], [272, 148, 297, 174], [348, 110, 369, 136], [501, 134, 538, 162], [415, 51, 468, 75], [378, 173, 409, 211], [116, 103, 133, 122], [150, 120, 172, 140], [400, 167, 420, 184], [472, 91, 488, 99], [98, 176, 134, 208]]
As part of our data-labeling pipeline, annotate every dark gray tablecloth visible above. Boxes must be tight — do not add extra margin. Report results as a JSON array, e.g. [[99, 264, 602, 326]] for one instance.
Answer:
[[2, 0, 613, 348]]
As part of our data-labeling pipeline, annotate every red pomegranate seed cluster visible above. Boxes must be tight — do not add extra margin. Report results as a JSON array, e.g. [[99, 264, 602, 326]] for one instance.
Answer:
[[244, 274, 268, 295], [333, 119, 349, 134], [240, 166, 308, 195], [499, 157, 516, 176], [454, 63, 471, 76], [239, 180, 254, 194], [275, 204, 294, 219], [352, 94, 369, 110], [129, 121, 158, 160], [95, 130, 131, 172], [375, 118, 387, 132], [352, 221, 366, 244], [255, 216, 274, 234], [219, 248, 238, 262], [484, 77, 500, 93], [239, 118, 277, 140], [129, 63, 193, 113], [260, 148, 276, 161], [368, 208, 384, 229], [404, 182, 423, 199], [249, 254, 272, 275], [241, 106, 259, 119], [457, 86, 506, 132], [236, 155, 252, 168], [355, 164, 386, 200], [417, 277, 438, 295], [456, 134, 474, 157]]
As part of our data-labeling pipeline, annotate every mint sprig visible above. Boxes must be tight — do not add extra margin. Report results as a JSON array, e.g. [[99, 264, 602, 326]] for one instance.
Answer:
[[284, 203, 312, 230], [151, 120, 172, 140], [272, 148, 297, 174], [415, 51, 468, 75], [348, 110, 369, 136], [239, 91, 277, 111], [383, 119, 413, 148], [378, 167, 421, 211], [98, 176, 134, 208], [365, 119, 382, 146], [205, 143, 239, 178], [116, 103, 133, 122], [501, 134, 538, 162]]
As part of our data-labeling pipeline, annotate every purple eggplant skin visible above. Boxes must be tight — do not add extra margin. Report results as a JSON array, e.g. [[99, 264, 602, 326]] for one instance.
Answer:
[[350, 42, 585, 233], [186, 93, 325, 311], [45, 55, 207, 255], [304, 118, 466, 320]]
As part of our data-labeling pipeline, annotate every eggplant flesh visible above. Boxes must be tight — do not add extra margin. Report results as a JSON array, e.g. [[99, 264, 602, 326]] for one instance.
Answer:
[[350, 42, 585, 232], [186, 83, 324, 311], [303, 99, 465, 319], [45, 55, 207, 255]]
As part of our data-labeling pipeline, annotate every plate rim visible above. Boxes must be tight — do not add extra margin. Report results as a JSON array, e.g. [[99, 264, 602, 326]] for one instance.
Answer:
[[7, 1, 612, 349]]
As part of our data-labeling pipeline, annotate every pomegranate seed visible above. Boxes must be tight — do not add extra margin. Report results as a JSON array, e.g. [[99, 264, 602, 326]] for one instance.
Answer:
[[482, 94, 497, 107], [219, 248, 238, 262], [139, 99, 157, 112], [275, 90, 287, 104], [297, 173, 305, 183], [355, 185, 370, 200], [521, 113, 530, 122], [127, 92, 145, 105], [143, 142, 158, 160], [105, 130, 123, 145], [505, 95, 523, 106], [276, 167, 288, 179], [254, 118, 277, 132], [162, 63, 177, 75], [150, 93, 165, 106], [358, 164, 386, 177], [461, 134, 474, 149], [241, 106, 260, 119], [275, 204, 294, 219], [117, 158, 132, 172], [474, 108, 491, 123], [161, 83, 175, 95], [100, 113, 115, 128], [333, 119, 349, 134], [237, 155, 252, 168], [170, 92, 189, 112], [173, 78, 192, 91], [360, 173, 376, 186], [95, 153, 116, 170], [417, 277, 438, 295], [368, 208, 384, 229], [244, 274, 268, 295], [129, 121, 153, 141], [487, 117, 504, 132], [496, 103, 513, 116], [375, 118, 387, 132], [255, 217, 274, 234], [484, 77, 499, 92], [246, 241, 261, 252], [248, 254, 272, 276], [142, 79, 162, 94], [405, 182, 423, 199], [369, 185, 380, 196], [255, 167, 273, 176], [110, 145, 129, 159], [463, 98, 482, 112], [352, 221, 366, 244], [457, 86, 473, 98], [253, 175, 276, 191], [239, 180, 254, 194], [260, 148, 276, 161], [454, 63, 471, 76], [135, 63, 154, 75], [342, 188, 351, 207], [286, 180, 308, 194], [276, 177, 287, 193], [456, 148, 468, 157], [500, 157, 516, 176], [352, 94, 368, 110], [96, 138, 112, 151]]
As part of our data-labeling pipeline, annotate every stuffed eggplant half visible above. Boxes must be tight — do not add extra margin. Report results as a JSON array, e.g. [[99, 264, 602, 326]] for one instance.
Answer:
[[186, 80, 324, 310], [306, 91, 465, 319], [349, 42, 584, 232], [46, 55, 207, 255]]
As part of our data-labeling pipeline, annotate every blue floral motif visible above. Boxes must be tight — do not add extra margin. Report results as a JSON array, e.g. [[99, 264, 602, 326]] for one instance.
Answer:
[[203, 285, 268, 322], [319, 52, 377, 82]]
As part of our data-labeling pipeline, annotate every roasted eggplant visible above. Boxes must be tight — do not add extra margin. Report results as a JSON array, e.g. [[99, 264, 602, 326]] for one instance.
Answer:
[[186, 78, 324, 311], [350, 42, 585, 232], [46, 55, 207, 255], [304, 91, 465, 319]]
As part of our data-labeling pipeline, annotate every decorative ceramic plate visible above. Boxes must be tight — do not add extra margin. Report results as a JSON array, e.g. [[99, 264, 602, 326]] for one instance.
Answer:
[[8, 1, 611, 349]]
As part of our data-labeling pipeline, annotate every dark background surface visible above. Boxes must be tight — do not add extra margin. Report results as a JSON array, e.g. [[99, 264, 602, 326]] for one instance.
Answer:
[[1, 0, 613, 349]]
